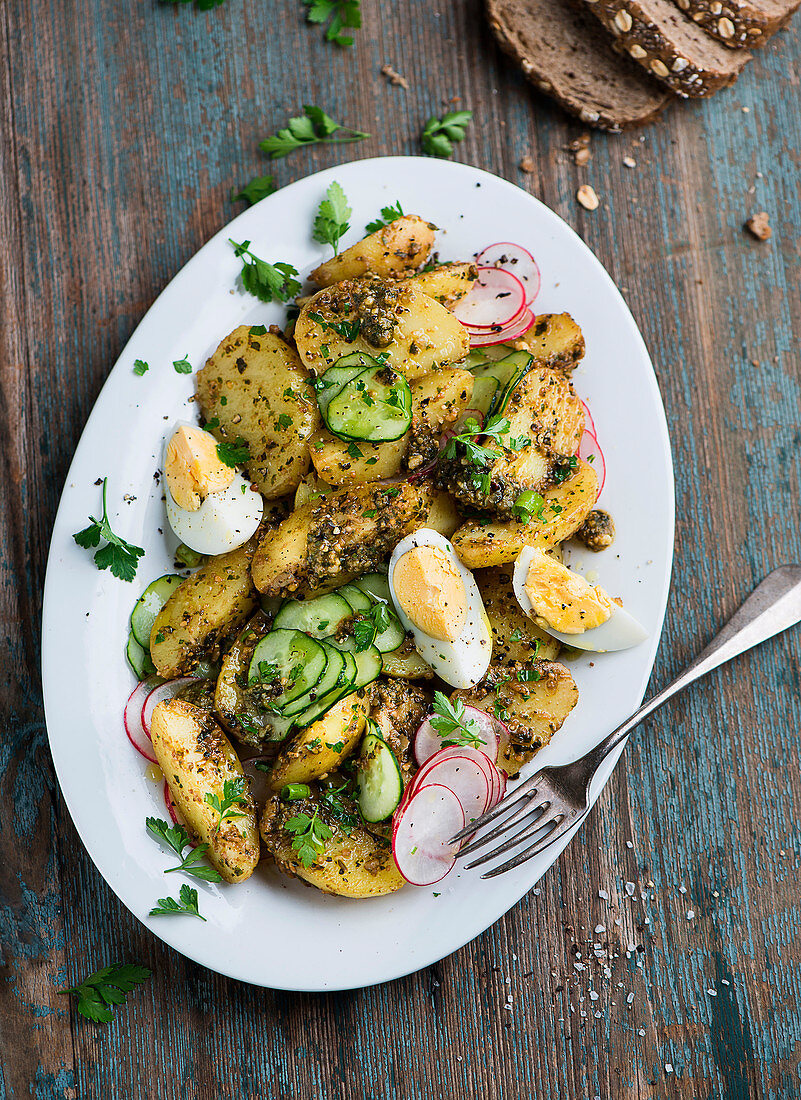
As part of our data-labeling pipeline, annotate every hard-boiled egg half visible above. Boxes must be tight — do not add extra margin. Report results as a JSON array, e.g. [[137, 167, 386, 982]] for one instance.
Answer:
[[512, 547, 647, 652], [388, 528, 492, 689], [163, 423, 262, 555]]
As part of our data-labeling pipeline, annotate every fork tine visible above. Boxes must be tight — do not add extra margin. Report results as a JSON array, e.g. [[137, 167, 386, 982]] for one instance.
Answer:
[[450, 773, 542, 843], [479, 810, 589, 878], [465, 811, 562, 869], [457, 799, 550, 858]]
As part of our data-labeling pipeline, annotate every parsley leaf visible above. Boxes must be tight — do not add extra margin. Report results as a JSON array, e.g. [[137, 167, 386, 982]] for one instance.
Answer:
[[231, 175, 277, 206], [259, 105, 368, 159], [284, 810, 333, 867], [133, 359, 149, 376], [308, 312, 361, 341], [149, 883, 205, 921], [146, 817, 222, 883], [204, 777, 248, 835], [303, 0, 361, 45], [429, 690, 486, 750], [440, 414, 511, 484], [365, 201, 404, 234], [553, 454, 578, 483], [421, 110, 473, 158], [351, 602, 391, 650], [73, 478, 145, 582], [313, 181, 352, 254], [60, 963, 151, 1024], [216, 437, 250, 467], [229, 239, 301, 302], [173, 353, 192, 374]]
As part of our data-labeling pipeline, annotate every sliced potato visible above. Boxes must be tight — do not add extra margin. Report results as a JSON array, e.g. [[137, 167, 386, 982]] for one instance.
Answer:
[[150, 543, 258, 678], [510, 312, 585, 372], [214, 611, 282, 747], [196, 327, 320, 499], [424, 489, 461, 539], [452, 659, 578, 777], [150, 698, 260, 883], [309, 432, 407, 487], [310, 215, 434, 287], [268, 692, 369, 790], [402, 262, 477, 305], [251, 480, 432, 598], [369, 679, 431, 786], [260, 790, 404, 897], [452, 459, 598, 569], [294, 278, 469, 382], [476, 566, 561, 662]]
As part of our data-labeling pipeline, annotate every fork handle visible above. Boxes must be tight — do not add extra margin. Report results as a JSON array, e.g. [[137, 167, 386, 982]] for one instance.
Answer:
[[576, 564, 801, 779]]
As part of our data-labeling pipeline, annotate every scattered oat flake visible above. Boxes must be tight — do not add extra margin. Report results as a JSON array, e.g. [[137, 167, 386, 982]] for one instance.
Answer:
[[623, 156, 637, 168], [577, 184, 599, 211], [380, 63, 409, 89], [519, 155, 536, 174], [745, 211, 771, 241]]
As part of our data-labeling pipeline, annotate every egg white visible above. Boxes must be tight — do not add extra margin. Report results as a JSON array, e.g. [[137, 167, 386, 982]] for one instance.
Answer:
[[388, 528, 492, 689], [512, 546, 647, 653]]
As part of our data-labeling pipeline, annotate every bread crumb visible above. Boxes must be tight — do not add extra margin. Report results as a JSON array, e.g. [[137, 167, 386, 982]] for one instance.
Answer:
[[519, 155, 536, 173], [745, 211, 771, 241], [623, 156, 637, 168], [577, 184, 599, 211], [569, 133, 592, 166], [380, 63, 409, 89]]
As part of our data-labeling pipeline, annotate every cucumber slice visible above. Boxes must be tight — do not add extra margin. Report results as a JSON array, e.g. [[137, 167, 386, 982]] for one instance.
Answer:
[[248, 629, 328, 709], [130, 574, 183, 648], [314, 353, 378, 415], [291, 684, 351, 729], [279, 642, 348, 717], [337, 583, 372, 614], [470, 350, 534, 419], [347, 575, 404, 652], [355, 723, 404, 822], [126, 631, 155, 680], [352, 573, 391, 604], [273, 592, 353, 638], [470, 375, 500, 418], [371, 614, 406, 654], [323, 366, 413, 443], [327, 636, 383, 689], [463, 345, 515, 369]]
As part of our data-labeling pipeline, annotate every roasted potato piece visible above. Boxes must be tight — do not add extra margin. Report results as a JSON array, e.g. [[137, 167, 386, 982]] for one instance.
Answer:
[[381, 638, 436, 680], [452, 658, 578, 777], [425, 489, 461, 538], [196, 327, 320, 500], [260, 790, 404, 897], [369, 679, 431, 785], [268, 692, 369, 790], [214, 611, 292, 747], [309, 433, 407, 487], [294, 278, 469, 382], [476, 566, 561, 662], [509, 312, 585, 372], [438, 366, 584, 515], [452, 459, 598, 569], [310, 215, 434, 287], [402, 262, 477, 305], [150, 698, 260, 883], [150, 543, 258, 678], [252, 480, 432, 598]]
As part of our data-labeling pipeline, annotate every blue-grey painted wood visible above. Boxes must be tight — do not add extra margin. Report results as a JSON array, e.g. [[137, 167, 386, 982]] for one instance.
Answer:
[[1, 0, 800, 1097]]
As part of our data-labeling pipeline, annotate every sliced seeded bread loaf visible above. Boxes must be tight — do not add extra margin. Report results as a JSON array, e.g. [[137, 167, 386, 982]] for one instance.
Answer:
[[486, 0, 673, 131], [669, 0, 800, 49], [581, 0, 751, 95]]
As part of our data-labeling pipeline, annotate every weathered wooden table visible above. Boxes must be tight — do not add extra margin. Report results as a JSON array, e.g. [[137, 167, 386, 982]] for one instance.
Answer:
[[2, 1, 800, 1096]]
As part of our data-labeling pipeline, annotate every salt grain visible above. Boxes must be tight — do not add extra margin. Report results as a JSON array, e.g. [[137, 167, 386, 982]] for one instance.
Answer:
[[625, 882, 636, 896], [687, 910, 695, 920], [665, 1064, 674, 1074], [598, 889, 609, 900], [594, 924, 605, 934]]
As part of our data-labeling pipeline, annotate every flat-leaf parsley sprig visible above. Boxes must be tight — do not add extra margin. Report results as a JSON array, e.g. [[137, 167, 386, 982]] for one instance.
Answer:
[[259, 105, 368, 160], [430, 691, 486, 750], [365, 201, 404, 234], [229, 239, 301, 303], [204, 777, 249, 835], [73, 478, 145, 582], [149, 883, 206, 921], [284, 810, 333, 868], [146, 817, 223, 882], [231, 175, 277, 206], [313, 181, 352, 254], [421, 111, 473, 158], [60, 963, 151, 1024], [303, 0, 361, 46]]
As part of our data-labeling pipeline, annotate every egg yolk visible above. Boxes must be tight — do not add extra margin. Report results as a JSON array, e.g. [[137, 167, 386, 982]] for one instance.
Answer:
[[165, 425, 235, 511], [524, 549, 614, 634], [393, 545, 468, 642]]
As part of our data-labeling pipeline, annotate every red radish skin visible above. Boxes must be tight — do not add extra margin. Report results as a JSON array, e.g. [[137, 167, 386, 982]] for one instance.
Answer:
[[451, 267, 527, 329], [579, 430, 606, 498], [411, 746, 498, 803], [392, 784, 465, 886], [416, 757, 491, 821], [240, 757, 272, 813], [413, 706, 501, 767], [469, 307, 535, 348], [163, 780, 185, 826], [476, 243, 541, 306], [124, 678, 160, 763], [141, 677, 197, 738], [580, 399, 597, 437]]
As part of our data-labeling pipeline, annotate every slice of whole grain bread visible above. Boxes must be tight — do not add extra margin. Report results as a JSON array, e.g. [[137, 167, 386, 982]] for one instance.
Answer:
[[486, 0, 674, 132], [668, 0, 800, 49], [581, 0, 751, 95]]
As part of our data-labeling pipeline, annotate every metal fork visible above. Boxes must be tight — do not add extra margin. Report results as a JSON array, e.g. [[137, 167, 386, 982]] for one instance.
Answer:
[[451, 565, 801, 878]]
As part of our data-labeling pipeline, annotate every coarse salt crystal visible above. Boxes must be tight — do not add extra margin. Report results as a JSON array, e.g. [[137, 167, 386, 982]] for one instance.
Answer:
[[625, 882, 636, 896], [589, 990, 599, 1001], [595, 924, 605, 934], [599, 889, 609, 900], [627, 993, 634, 1004], [707, 989, 717, 996], [687, 910, 695, 919], [625, 840, 634, 847]]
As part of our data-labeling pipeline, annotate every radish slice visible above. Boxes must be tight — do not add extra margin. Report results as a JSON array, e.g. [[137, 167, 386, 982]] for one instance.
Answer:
[[451, 267, 527, 329], [392, 784, 465, 886], [241, 757, 272, 813], [141, 677, 197, 738], [579, 430, 606, 499], [488, 766, 508, 810], [412, 746, 498, 802], [163, 780, 185, 826], [414, 706, 500, 766], [469, 307, 535, 348], [124, 677, 160, 763], [580, 399, 597, 437], [416, 757, 490, 823], [476, 242, 541, 305]]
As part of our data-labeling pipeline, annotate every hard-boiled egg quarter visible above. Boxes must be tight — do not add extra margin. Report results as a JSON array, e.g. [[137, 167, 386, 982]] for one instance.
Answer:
[[388, 528, 492, 689], [513, 547, 647, 653], [163, 423, 263, 556]]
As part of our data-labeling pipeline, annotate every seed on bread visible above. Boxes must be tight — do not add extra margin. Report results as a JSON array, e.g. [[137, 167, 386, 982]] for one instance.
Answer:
[[577, 184, 600, 210], [744, 212, 772, 241], [665, 0, 800, 48]]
